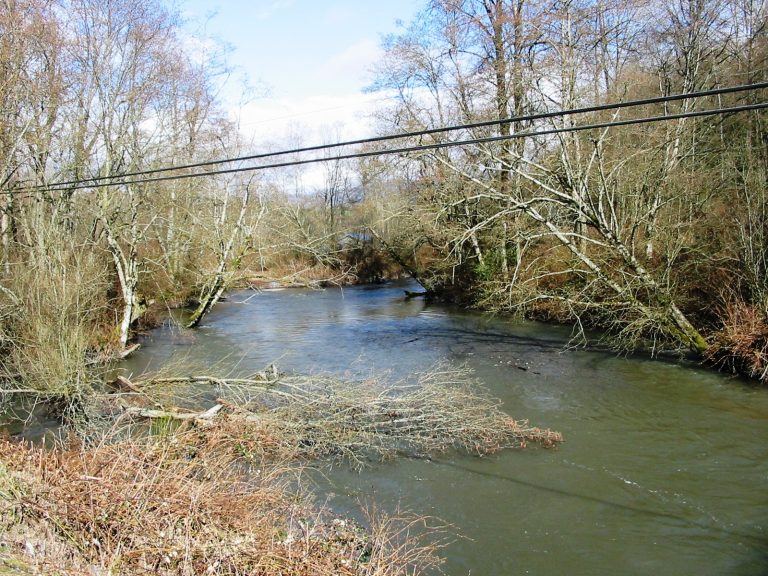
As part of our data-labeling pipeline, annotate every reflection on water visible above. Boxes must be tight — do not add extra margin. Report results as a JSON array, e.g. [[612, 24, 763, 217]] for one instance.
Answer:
[[122, 280, 768, 576]]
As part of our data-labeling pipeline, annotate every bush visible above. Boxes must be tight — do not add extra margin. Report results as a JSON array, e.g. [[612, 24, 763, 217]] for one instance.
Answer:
[[0, 225, 110, 419], [706, 302, 768, 382]]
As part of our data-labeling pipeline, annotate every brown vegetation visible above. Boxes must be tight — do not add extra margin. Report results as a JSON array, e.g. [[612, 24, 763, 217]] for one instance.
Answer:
[[122, 364, 563, 468], [706, 302, 768, 381], [0, 363, 560, 575], [0, 433, 446, 576], [0, 226, 109, 416]]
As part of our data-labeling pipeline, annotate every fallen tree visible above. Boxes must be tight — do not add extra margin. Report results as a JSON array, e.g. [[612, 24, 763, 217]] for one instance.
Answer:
[[0, 363, 560, 574], [119, 363, 562, 468]]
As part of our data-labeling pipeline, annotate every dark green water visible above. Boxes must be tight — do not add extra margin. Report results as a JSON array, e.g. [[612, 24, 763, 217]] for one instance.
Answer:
[[122, 280, 768, 575]]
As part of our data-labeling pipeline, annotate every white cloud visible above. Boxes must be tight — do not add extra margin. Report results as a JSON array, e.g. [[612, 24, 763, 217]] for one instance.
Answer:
[[231, 91, 391, 190], [315, 38, 381, 89], [253, 0, 295, 21], [235, 91, 387, 144]]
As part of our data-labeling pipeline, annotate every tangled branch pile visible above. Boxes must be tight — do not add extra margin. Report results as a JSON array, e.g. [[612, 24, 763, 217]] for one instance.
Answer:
[[0, 433, 446, 576], [126, 364, 563, 468]]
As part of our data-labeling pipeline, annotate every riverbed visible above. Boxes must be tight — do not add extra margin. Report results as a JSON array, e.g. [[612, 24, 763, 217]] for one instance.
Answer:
[[123, 280, 768, 575]]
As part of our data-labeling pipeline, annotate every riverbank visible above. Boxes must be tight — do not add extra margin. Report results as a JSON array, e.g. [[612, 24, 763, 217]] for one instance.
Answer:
[[0, 354, 561, 575], [403, 276, 767, 385], [0, 433, 442, 576]]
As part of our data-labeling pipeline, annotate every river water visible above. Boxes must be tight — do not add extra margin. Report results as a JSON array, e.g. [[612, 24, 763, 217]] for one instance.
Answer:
[[123, 280, 768, 575]]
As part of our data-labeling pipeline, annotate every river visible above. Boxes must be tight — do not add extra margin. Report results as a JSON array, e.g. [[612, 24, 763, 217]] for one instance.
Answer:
[[122, 279, 768, 575]]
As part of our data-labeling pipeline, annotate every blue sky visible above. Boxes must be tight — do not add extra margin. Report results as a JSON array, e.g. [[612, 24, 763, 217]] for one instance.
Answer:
[[182, 0, 421, 145]]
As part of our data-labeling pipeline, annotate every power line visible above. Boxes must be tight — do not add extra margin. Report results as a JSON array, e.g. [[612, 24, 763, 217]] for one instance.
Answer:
[[30, 100, 768, 193], [24, 81, 768, 193]]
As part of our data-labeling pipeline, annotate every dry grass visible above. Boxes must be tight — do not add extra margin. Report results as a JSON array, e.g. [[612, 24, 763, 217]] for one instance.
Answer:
[[706, 301, 768, 382], [0, 430, 446, 576], [0, 226, 110, 420]]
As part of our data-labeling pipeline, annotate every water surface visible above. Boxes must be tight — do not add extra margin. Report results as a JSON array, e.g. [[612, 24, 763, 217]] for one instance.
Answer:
[[124, 280, 768, 575]]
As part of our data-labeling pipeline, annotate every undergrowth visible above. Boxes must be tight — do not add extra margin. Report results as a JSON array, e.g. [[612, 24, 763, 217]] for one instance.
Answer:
[[0, 430, 447, 576]]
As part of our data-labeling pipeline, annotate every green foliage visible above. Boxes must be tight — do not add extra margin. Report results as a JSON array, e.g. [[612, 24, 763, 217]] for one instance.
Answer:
[[473, 248, 507, 283]]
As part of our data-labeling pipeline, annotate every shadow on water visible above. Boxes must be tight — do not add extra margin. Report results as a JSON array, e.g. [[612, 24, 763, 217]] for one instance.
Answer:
[[398, 324, 569, 349]]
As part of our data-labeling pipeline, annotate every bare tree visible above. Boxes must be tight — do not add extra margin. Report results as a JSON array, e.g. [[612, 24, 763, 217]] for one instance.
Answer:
[[63, 0, 185, 347], [366, 0, 723, 353], [0, 0, 65, 268], [187, 178, 263, 328]]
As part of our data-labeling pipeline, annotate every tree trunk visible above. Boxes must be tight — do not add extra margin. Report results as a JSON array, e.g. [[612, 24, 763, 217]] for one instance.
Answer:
[[187, 188, 253, 328]]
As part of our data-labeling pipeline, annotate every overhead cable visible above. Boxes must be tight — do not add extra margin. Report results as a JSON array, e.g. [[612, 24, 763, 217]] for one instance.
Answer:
[[22, 80, 768, 193], [27, 100, 768, 193]]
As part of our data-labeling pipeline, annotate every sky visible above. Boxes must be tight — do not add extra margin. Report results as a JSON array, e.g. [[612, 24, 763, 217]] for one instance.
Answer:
[[181, 0, 421, 148]]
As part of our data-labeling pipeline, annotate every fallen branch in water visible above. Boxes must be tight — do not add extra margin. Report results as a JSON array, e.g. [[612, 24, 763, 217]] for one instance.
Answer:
[[123, 403, 224, 422], [121, 363, 562, 467], [128, 362, 281, 390]]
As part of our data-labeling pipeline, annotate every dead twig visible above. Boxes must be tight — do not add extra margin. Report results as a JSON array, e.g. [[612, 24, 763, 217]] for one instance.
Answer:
[[119, 363, 562, 468]]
